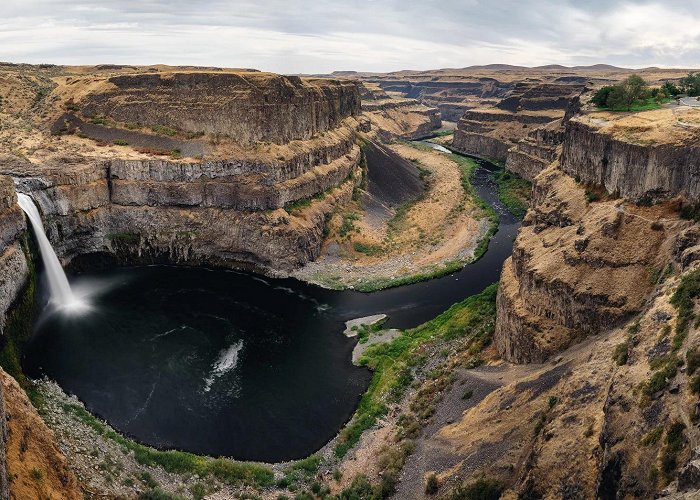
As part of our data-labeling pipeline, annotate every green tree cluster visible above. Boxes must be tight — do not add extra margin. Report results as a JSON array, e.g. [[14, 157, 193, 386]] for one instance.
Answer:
[[592, 74, 651, 111], [680, 72, 700, 97]]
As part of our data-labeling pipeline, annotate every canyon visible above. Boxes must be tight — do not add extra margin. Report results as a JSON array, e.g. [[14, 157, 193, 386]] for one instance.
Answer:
[[1, 61, 700, 500]]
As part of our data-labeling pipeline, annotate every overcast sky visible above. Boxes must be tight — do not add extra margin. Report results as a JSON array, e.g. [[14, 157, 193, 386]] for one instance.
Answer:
[[2, 0, 700, 74]]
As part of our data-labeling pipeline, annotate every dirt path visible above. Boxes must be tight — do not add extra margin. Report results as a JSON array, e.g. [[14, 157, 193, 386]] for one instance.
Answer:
[[392, 362, 542, 499]]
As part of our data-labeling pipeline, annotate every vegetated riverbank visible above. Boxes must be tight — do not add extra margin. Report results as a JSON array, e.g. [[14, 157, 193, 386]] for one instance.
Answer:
[[293, 139, 528, 292]]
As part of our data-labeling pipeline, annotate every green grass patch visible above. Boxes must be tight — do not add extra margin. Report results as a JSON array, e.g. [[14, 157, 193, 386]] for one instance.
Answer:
[[334, 284, 497, 457], [491, 168, 531, 218], [150, 124, 178, 137], [670, 268, 700, 350], [598, 96, 672, 112], [353, 241, 383, 256], [339, 212, 360, 238], [58, 401, 272, 487]]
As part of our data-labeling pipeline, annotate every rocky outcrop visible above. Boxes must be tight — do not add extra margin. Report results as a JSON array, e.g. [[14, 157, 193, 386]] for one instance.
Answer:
[[0, 71, 364, 276], [1, 368, 81, 499], [4, 149, 358, 275], [0, 175, 27, 336], [78, 72, 361, 145], [494, 166, 683, 362], [452, 83, 584, 164], [452, 131, 511, 162], [561, 117, 700, 203], [505, 126, 564, 181], [361, 98, 440, 140]]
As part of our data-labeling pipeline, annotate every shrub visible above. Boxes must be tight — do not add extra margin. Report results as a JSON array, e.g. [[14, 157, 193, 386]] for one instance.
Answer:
[[687, 347, 700, 375], [30, 468, 43, 481], [425, 473, 439, 495], [151, 124, 178, 136], [612, 343, 629, 365], [449, 478, 503, 500], [670, 269, 700, 348], [661, 422, 686, 478], [113, 139, 129, 146], [640, 426, 663, 446]]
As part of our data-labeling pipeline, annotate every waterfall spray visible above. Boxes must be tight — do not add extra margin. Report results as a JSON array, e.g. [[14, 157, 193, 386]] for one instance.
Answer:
[[17, 193, 85, 311]]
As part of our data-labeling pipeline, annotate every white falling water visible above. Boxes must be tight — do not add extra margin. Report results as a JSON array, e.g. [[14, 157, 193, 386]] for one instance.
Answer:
[[16, 193, 86, 312]]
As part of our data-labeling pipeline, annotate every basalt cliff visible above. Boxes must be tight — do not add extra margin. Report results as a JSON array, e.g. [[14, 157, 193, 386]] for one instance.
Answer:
[[0, 67, 365, 278]]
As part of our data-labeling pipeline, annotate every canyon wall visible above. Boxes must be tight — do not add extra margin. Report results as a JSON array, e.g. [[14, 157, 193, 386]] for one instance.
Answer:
[[494, 165, 682, 363], [452, 83, 584, 171], [361, 98, 441, 140], [4, 139, 359, 275], [561, 117, 700, 203], [79, 73, 361, 145], [1, 72, 364, 276], [0, 175, 27, 336]]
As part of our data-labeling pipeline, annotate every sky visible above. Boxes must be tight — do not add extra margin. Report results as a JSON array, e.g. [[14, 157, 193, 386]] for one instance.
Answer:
[[2, 0, 700, 74]]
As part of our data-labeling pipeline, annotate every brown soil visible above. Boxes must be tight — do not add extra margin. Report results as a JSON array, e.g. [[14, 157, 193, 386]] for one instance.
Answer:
[[1, 370, 81, 500], [293, 141, 488, 289]]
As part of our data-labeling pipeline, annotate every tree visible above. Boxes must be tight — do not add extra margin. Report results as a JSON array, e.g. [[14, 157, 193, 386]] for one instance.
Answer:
[[619, 74, 650, 110], [592, 86, 614, 107], [591, 75, 650, 110], [662, 81, 681, 97], [680, 72, 700, 97]]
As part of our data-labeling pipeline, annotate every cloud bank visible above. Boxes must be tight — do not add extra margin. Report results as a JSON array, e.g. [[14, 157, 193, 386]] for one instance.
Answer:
[[2, 0, 700, 73]]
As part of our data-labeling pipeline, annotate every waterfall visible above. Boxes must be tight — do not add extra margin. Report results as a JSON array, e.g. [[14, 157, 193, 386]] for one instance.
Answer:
[[16, 193, 84, 310]]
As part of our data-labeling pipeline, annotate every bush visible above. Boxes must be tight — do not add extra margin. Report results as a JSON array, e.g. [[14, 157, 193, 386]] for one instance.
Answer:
[[640, 426, 663, 446], [670, 269, 700, 348], [687, 347, 700, 375], [449, 478, 503, 500], [592, 86, 615, 107], [612, 343, 629, 366], [662, 422, 686, 478], [425, 473, 439, 495], [593, 74, 652, 111], [680, 72, 700, 97]]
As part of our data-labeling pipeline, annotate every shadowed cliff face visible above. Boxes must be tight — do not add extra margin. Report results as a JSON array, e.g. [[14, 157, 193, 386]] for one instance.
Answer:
[[78, 72, 361, 146], [494, 166, 687, 363], [561, 116, 700, 204], [0, 176, 27, 334]]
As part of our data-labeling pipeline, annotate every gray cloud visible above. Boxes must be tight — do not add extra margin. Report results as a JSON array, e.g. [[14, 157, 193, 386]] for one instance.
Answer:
[[1, 0, 700, 73]]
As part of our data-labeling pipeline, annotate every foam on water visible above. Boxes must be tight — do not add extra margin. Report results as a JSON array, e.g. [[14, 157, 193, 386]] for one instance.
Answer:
[[203, 340, 244, 392]]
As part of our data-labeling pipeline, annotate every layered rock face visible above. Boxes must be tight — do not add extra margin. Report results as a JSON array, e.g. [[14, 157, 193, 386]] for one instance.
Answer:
[[0, 175, 27, 336], [452, 83, 584, 166], [494, 166, 683, 363], [505, 126, 565, 180], [79, 72, 361, 145], [361, 97, 441, 139], [0, 71, 363, 276], [4, 138, 359, 274], [561, 115, 700, 203]]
